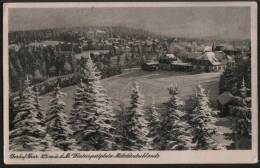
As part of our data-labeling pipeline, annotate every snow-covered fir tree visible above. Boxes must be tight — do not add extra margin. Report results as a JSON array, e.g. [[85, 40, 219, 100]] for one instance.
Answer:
[[46, 84, 76, 151], [147, 98, 161, 150], [185, 93, 198, 126], [160, 85, 193, 150], [73, 56, 114, 150], [122, 82, 148, 150], [113, 103, 128, 150], [41, 134, 60, 151], [190, 82, 220, 150], [99, 88, 116, 134], [230, 77, 251, 147], [33, 87, 45, 126], [9, 92, 22, 130], [32, 86, 59, 151], [70, 79, 86, 139], [196, 81, 216, 117], [102, 94, 116, 149], [9, 77, 46, 151]]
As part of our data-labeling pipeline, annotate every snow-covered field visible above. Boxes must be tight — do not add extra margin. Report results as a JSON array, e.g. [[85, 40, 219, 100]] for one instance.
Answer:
[[41, 70, 222, 110], [102, 70, 221, 107], [40, 70, 233, 147]]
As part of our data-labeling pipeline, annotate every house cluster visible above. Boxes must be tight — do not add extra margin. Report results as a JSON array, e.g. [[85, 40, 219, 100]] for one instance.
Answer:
[[142, 43, 239, 72], [9, 28, 249, 75]]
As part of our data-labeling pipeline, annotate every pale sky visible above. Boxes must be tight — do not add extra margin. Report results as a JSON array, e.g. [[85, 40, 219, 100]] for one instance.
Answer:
[[9, 7, 251, 39]]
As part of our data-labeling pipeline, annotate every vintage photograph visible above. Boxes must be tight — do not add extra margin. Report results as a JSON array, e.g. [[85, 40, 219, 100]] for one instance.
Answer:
[[3, 2, 258, 164]]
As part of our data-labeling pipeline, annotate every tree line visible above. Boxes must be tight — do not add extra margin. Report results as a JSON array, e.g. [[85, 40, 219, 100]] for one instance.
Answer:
[[9, 26, 166, 45]]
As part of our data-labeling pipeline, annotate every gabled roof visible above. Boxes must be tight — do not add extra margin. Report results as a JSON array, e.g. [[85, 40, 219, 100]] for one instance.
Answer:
[[96, 30, 106, 34], [171, 62, 192, 66], [165, 53, 176, 58], [204, 46, 212, 52], [145, 61, 159, 65], [197, 52, 222, 65], [214, 51, 235, 63], [187, 52, 202, 59]]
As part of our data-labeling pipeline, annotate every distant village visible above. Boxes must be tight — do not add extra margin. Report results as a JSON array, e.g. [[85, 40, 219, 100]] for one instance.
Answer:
[[8, 27, 251, 94]]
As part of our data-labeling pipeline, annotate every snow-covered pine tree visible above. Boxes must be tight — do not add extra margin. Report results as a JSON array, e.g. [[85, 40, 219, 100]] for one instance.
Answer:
[[185, 93, 198, 126], [190, 82, 220, 150], [147, 98, 161, 150], [70, 79, 86, 140], [46, 84, 76, 151], [33, 87, 45, 126], [32, 85, 64, 151], [9, 93, 22, 130], [102, 94, 116, 149], [74, 56, 114, 150], [195, 81, 217, 117], [123, 82, 148, 150], [41, 134, 60, 151], [113, 103, 128, 150], [160, 85, 193, 150], [9, 77, 46, 151], [32, 86, 59, 151], [230, 77, 251, 147], [97, 85, 115, 135]]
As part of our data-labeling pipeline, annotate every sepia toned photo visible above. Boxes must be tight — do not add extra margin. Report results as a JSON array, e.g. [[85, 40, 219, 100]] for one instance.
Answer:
[[3, 2, 258, 164]]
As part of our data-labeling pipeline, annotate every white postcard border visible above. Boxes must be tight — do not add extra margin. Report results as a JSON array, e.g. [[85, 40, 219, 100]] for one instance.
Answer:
[[3, 2, 258, 164]]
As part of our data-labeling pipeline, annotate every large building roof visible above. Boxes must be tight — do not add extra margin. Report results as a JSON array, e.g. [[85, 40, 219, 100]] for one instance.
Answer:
[[171, 61, 192, 66], [165, 53, 176, 59], [214, 51, 235, 64], [197, 51, 222, 65], [145, 61, 159, 65], [203, 46, 212, 52]]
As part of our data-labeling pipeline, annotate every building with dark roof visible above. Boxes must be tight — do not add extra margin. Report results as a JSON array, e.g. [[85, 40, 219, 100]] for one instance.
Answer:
[[191, 51, 224, 72], [142, 61, 159, 71], [171, 61, 193, 71]]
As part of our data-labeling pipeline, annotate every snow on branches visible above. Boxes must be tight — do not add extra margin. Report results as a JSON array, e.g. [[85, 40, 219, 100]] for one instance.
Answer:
[[72, 56, 115, 150], [230, 77, 251, 144], [190, 82, 221, 150], [147, 98, 161, 150], [9, 77, 46, 151], [46, 84, 76, 151], [122, 82, 149, 150], [160, 84, 193, 150]]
